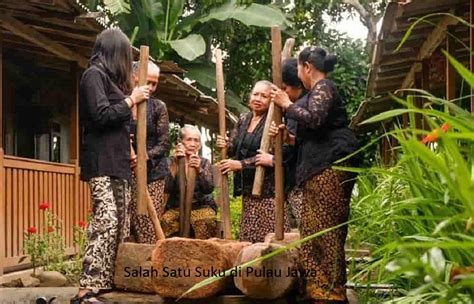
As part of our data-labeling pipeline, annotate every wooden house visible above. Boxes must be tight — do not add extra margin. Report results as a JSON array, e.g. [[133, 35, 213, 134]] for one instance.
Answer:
[[0, 0, 236, 276], [350, 0, 474, 165]]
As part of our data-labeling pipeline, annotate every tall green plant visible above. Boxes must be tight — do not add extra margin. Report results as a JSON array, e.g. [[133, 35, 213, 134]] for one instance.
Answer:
[[346, 52, 474, 302], [179, 44, 474, 304], [84, 0, 289, 61]]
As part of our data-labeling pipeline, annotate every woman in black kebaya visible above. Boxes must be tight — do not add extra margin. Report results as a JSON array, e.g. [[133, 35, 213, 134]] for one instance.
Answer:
[[271, 47, 359, 303], [73, 28, 150, 303]]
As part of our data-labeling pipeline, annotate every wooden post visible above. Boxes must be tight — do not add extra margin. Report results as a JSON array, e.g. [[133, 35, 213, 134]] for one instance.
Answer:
[[0, 148, 5, 276], [414, 72, 423, 132], [72, 64, 81, 252], [183, 162, 197, 237], [178, 157, 186, 236], [446, 26, 456, 102], [421, 58, 430, 130], [251, 104, 275, 196], [252, 35, 294, 199], [0, 24, 4, 275], [0, 17, 3, 148], [136, 46, 149, 215], [215, 48, 232, 239], [271, 27, 284, 240], [131, 146, 165, 240]]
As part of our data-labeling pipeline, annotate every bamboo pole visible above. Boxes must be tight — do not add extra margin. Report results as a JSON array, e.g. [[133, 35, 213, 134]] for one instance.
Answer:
[[215, 48, 232, 239], [183, 157, 197, 237], [131, 145, 165, 240], [251, 104, 275, 196], [136, 46, 149, 215], [271, 27, 284, 240], [252, 33, 294, 198], [178, 156, 186, 236]]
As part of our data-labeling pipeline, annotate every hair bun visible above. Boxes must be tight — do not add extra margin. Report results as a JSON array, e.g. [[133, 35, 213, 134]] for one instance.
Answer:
[[323, 54, 337, 73]]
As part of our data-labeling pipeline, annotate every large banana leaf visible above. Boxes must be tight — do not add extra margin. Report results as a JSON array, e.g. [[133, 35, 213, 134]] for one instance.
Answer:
[[168, 0, 186, 32], [168, 34, 206, 61], [184, 63, 216, 89], [199, 2, 289, 28], [103, 0, 130, 15], [183, 63, 249, 114], [142, 0, 163, 22]]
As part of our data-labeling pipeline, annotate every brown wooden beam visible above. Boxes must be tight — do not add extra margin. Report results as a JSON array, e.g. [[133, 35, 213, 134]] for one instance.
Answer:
[[1, 14, 88, 68], [0, 17, 3, 149], [421, 59, 430, 130], [446, 25, 457, 101], [401, 14, 459, 90], [3, 11, 98, 35], [0, 148, 5, 276], [380, 51, 417, 66], [70, 63, 79, 162], [30, 25, 96, 44], [414, 72, 424, 131]]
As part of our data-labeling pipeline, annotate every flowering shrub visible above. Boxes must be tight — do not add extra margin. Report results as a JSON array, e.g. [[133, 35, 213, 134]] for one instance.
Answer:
[[23, 202, 90, 281]]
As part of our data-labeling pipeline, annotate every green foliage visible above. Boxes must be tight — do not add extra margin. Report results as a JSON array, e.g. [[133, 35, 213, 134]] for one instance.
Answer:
[[103, 0, 130, 15], [214, 173, 242, 239], [168, 34, 206, 61], [229, 195, 242, 240], [23, 207, 65, 275], [84, 0, 288, 62], [182, 34, 474, 303], [82, 0, 370, 118], [23, 203, 89, 283], [346, 58, 474, 302]]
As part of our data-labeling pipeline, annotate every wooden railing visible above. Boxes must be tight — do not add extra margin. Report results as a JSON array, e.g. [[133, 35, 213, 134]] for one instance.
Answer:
[[0, 148, 91, 273]]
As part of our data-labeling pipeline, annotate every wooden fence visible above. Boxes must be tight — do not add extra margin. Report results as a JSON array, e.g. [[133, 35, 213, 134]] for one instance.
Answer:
[[0, 148, 91, 274]]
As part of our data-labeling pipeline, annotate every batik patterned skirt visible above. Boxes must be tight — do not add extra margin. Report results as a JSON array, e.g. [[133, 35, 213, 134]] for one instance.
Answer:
[[80, 176, 130, 290], [299, 168, 356, 302], [239, 196, 291, 243], [129, 178, 167, 244], [161, 207, 217, 239]]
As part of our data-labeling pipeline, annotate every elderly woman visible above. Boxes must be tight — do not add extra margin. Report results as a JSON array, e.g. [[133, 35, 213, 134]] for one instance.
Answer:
[[270, 47, 359, 303], [161, 125, 217, 239], [217, 80, 290, 243]]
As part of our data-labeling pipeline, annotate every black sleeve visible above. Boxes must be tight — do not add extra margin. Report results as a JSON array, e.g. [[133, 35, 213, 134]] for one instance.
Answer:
[[81, 69, 131, 127], [196, 158, 214, 195], [227, 113, 246, 157], [286, 80, 333, 129], [147, 101, 170, 160]]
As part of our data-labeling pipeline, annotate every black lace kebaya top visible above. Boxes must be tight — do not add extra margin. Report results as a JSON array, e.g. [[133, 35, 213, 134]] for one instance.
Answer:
[[130, 98, 170, 183], [285, 79, 359, 187], [165, 156, 216, 211], [227, 112, 276, 198]]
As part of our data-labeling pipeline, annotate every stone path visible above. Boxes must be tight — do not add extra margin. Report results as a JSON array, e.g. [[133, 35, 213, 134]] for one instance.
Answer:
[[0, 287, 77, 304], [0, 288, 295, 304]]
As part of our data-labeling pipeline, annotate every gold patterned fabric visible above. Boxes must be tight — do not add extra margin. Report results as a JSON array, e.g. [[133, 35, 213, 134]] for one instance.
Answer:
[[161, 207, 217, 239], [299, 168, 355, 302]]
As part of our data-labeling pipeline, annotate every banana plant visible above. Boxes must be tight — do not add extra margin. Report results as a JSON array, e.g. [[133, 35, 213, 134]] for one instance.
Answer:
[[83, 0, 290, 113], [85, 0, 289, 61]]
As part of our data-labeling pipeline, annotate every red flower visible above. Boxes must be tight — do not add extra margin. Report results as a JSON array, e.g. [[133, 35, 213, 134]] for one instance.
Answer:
[[39, 202, 50, 210], [79, 220, 87, 228], [421, 130, 439, 144], [441, 123, 450, 133], [47, 226, 55, 233], [27, 227, 37, 234]]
